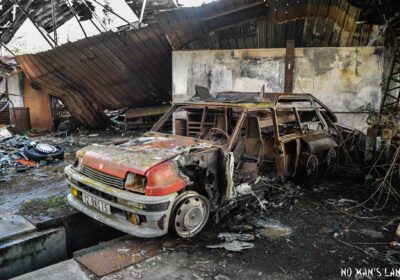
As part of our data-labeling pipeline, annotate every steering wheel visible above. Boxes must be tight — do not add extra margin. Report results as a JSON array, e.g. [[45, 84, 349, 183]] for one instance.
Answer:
[[205, 128, 229, 143]]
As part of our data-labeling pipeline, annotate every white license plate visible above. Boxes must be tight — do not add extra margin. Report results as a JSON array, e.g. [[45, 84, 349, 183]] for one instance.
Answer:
[[82, 193, 111, 215]]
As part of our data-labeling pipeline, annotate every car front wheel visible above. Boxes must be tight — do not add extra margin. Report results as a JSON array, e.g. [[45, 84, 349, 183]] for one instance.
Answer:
[[170, 191, 210, 238]]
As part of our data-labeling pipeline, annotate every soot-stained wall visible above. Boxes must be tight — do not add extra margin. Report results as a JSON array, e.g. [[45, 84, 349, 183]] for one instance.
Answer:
[[173, 47, 384, 130]]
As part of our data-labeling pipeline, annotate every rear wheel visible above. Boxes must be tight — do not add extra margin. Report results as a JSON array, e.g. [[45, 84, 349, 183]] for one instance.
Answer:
[[170, 191, 210, 238]]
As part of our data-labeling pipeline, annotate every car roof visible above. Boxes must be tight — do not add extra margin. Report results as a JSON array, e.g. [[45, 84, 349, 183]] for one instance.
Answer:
[[175, 93, 315, 108], [174, 93, 337, 123]]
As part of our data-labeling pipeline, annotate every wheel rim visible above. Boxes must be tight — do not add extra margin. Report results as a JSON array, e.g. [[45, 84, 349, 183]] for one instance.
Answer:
[[35, 143, 58, 154], [174, 195, 209, 238]]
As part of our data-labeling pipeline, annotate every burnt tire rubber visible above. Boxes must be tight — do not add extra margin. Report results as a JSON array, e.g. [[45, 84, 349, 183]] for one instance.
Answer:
[[23, 142, 64, 162], [169, 191, 210, 238]]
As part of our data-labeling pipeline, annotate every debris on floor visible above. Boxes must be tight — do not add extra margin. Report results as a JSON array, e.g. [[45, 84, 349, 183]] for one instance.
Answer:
[[0, 130, 65, 181], [207, 232, 255, 252], [207, 240, 255, 252]]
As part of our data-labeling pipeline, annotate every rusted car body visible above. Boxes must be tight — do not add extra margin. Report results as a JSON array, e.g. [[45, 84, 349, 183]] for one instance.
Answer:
[[65, 93, 338, 238]]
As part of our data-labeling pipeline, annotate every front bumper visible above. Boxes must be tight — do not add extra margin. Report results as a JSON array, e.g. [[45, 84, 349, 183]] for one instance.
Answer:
[[65, 165, 177, 238]]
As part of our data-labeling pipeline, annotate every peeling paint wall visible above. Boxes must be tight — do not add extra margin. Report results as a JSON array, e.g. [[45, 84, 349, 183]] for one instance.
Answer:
[[173, 47, 384, 129]]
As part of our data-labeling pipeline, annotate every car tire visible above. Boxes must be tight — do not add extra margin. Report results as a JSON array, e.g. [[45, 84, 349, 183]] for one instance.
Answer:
[[23, 142, 64, 162], [169, 191, 210, 238]]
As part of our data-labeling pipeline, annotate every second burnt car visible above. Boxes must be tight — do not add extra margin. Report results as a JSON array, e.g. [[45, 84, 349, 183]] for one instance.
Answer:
[[65, 92, 339, 238]]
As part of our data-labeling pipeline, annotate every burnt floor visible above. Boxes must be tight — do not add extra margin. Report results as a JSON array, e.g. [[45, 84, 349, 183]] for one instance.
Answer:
[[103, 179, 400, 280], [4, 131, 400, 280], [15, 177, 400, 280]]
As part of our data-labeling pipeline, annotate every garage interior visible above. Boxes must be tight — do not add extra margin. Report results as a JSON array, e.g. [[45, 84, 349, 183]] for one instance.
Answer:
[[1, 0, 400, 279]]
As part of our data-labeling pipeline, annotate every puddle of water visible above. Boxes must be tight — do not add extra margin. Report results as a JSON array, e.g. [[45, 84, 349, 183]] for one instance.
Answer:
[[254, 218, 292, 239], [258, 225, 292, 239]]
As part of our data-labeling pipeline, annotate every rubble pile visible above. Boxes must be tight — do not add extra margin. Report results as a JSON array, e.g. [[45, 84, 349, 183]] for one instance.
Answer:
[[234, 173, 303, 211], [0, 128, 64, 182]]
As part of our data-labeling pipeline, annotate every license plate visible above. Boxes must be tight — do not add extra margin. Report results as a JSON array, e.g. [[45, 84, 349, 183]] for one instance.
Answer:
[[82, 193, 111, 215]]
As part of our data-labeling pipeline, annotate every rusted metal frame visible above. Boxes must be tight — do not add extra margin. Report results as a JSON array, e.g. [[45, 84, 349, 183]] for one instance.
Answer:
[[178, 102, 247, 109], [65, 0, 87, 38], [51, 0, 58, 46], [255, 116, 265, 168], [384, 100, 400, 107], [224, 107, 228, 132], [227, 109, 247, 151], [293, 107, 303, 135], [314, 108, 329, 132], [293, 138, 302, 176], [199, 107, 208, 138], [151, 105, 177, 132], [381, 50, 400, 114], [11, 0, 55, 48], [271, 108, 281, 146], [270, 107, 286, 176], [284, 40, 295, 93]]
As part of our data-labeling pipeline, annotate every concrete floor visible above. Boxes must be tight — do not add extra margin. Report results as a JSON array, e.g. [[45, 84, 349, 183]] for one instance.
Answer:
[[12, 179, 400, 280]]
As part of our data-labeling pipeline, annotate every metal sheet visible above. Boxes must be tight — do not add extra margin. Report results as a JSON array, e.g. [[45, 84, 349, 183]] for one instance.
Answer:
[[76, 237, 161, 277]]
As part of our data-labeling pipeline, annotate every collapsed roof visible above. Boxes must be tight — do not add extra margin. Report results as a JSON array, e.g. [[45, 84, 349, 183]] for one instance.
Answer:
[[0, 0, 96, 45], [13, 0, 398, 127]]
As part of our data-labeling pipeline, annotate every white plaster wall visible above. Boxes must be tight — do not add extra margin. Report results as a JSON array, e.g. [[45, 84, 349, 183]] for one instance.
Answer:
[[0, 75, 24, 107], [172, 47, 384, 130]]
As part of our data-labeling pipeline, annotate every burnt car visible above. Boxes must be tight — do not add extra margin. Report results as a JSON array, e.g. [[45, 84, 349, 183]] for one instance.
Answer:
[[65, 93, 338, 238]]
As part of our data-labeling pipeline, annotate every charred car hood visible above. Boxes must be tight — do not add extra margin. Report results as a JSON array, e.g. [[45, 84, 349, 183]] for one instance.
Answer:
[[79, 134, 212, 178]]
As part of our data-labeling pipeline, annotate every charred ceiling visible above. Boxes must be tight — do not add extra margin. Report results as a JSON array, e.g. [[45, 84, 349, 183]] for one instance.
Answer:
[[15, 0, 388, 127], [0, 0, 95, 45]]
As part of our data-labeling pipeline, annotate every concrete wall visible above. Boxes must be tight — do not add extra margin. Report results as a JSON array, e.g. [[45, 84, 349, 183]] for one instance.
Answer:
[[172, 47, 385, 130], [0, 74, 24, 107], [0, 228, 67, 279]]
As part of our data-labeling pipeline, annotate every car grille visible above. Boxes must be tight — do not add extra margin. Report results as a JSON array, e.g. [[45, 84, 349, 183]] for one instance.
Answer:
[[81, 165, 125, 189]]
